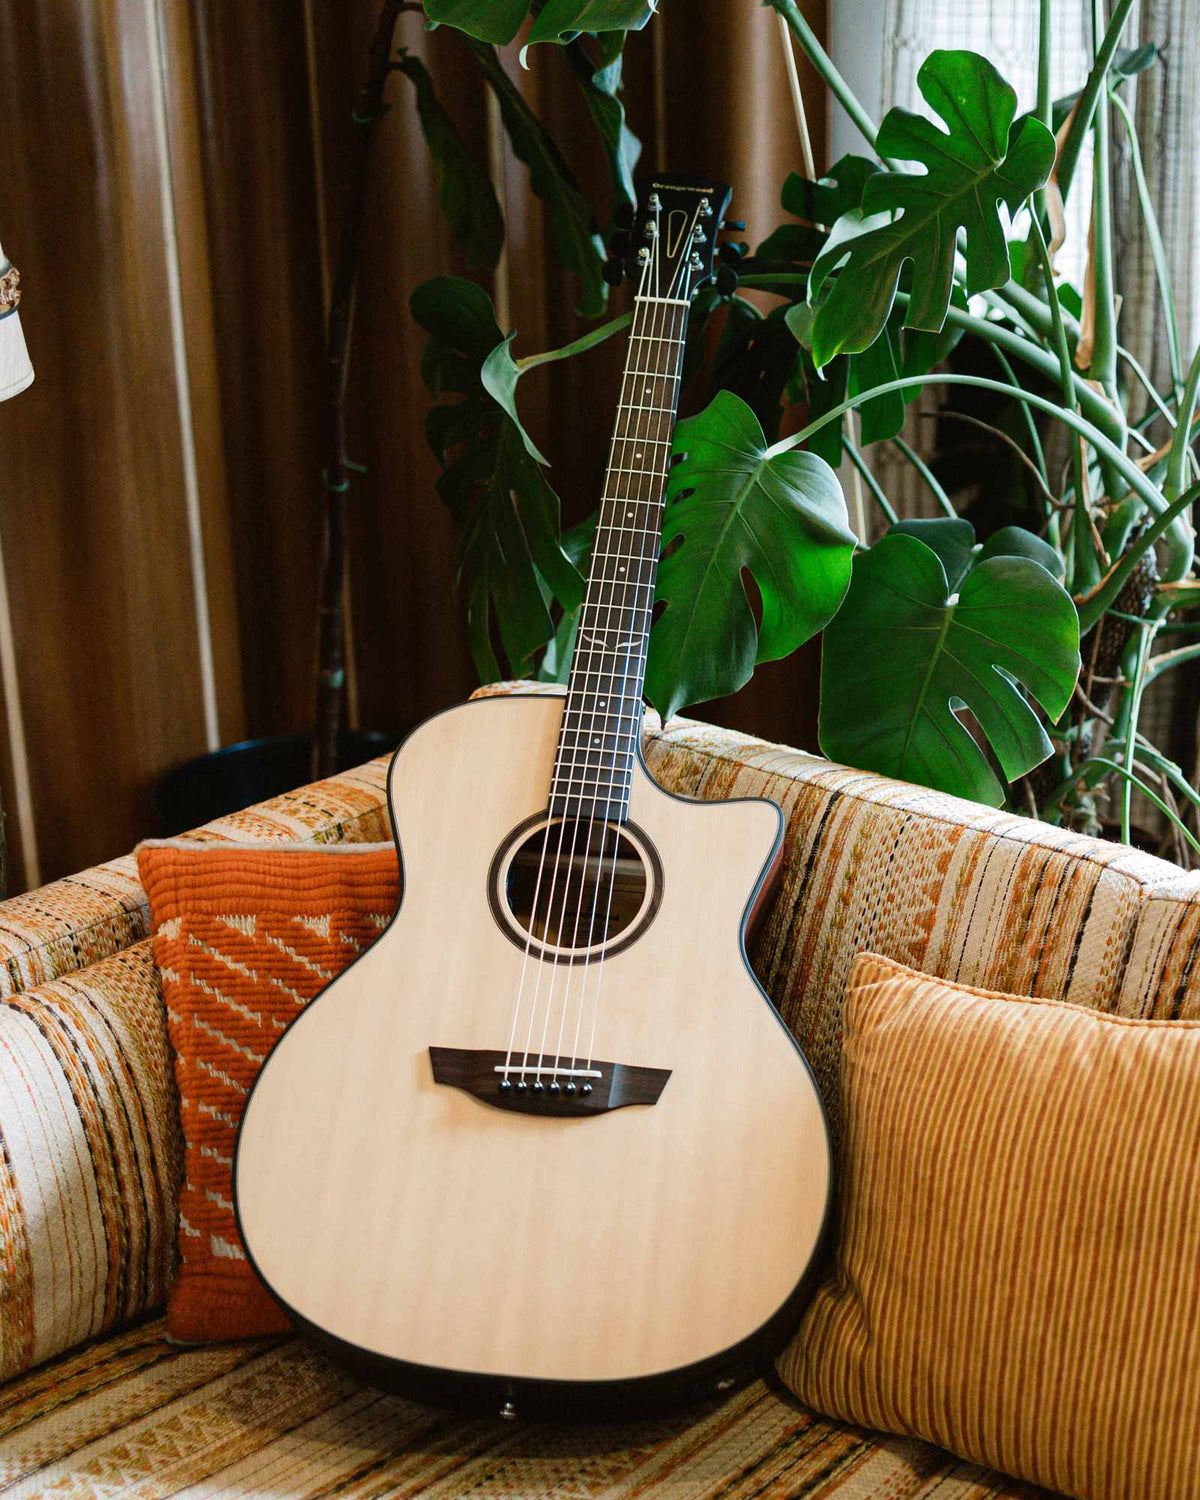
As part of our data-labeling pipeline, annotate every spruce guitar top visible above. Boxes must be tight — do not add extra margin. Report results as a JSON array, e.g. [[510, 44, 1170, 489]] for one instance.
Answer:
[[234, 174, 832, 1421]]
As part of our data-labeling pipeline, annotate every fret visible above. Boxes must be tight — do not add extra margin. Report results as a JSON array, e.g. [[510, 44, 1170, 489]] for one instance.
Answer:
[[553, 753, 637, 774], [561, 708, 642, 727], [635, 295, 691, 307], [551, 781, 635, 796], [585, 549, 659, 565], [559, 724, 641, 744], [565, 670, 651, 687], [616, 402, 678, 416], [577, 598, 654, 616], [628, 332, 686, 346], [558, 733, 641, 751], [591, 520, 664, 536], [572, 634, 652, 652], [550, 791, 637, 810]]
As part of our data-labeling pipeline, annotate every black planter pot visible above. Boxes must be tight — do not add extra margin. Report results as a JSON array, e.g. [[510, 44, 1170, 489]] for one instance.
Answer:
[[152, 730, 402, 837]]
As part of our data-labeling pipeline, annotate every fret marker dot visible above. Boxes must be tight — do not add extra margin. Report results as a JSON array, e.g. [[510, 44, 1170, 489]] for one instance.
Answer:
[[635, 452, 642, 459]]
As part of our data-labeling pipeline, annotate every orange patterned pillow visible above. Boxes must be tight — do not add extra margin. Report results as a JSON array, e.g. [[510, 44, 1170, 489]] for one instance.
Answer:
[[137, 840, 399, 1342]]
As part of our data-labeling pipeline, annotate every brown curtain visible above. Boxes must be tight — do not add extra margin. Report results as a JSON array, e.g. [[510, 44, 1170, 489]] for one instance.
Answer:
[[0, 0, 826, 892]]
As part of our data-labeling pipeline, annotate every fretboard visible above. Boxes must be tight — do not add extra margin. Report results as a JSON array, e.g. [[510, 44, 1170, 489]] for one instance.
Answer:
[[549, 294, 691, 823]]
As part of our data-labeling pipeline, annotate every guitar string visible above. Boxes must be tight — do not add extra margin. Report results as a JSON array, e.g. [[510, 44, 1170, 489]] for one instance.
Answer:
[[566, 253, 689, 1075], [547, 225, 679, 1083], [500, 240, 659, 1084], [532, 219, 668, 1085], [581, 212, 701, 1075], [567, 288, 685, 1076]]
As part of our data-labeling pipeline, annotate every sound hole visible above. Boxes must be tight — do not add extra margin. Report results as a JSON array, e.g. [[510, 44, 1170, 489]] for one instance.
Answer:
[[504, 819, 649, 954]]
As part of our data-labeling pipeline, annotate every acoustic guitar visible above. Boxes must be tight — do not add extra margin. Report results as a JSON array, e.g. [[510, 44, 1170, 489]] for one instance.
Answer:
[[234, 174, 831, 1421]]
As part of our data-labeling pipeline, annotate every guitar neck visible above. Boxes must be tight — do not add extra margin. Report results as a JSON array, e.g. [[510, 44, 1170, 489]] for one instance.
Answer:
[[549, 292, 692, 824]]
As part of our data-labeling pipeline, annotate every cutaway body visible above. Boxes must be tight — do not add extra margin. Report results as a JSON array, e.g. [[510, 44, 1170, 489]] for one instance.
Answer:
[[235, 693, 831, 1417]]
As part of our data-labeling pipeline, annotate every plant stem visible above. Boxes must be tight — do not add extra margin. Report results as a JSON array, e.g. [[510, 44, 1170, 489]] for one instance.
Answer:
[[893, 290, 1116, 447], [768, 0, 892, 162], [1055, 0, 1136, 205], [1033, 0, 1052, 227], [891, 436, 955, 518], [778, 371, 1188, 550], [843, 436, 897, 523], [1086, 0, 1120, 408], [1167, 343, 1200, 500], [985, 343, 1052, 497], [313, 0, 404, 779], [1111, 90, 1182, 393], [1145, 639, 1200, 684], [1029, 213, 1095, 589], [1036, 0, 1052, 126], [1121, 620, 1159, 843]]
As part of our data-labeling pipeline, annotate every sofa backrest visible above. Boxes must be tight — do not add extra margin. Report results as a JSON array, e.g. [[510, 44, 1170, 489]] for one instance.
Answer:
[[2, 680, 1199, 1382]]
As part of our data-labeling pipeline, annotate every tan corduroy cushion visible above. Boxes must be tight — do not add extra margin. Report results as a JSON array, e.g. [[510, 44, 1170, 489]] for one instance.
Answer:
[[778, 952, 1200, 1500]]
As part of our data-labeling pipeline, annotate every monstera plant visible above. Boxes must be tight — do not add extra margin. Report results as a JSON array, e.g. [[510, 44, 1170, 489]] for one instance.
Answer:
[[401, 0, 1200, 861]]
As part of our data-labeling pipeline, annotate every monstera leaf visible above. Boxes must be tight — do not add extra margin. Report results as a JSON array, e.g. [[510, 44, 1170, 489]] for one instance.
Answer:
[[412, 277, 583, 680], [645, 391, 856, 721], [808, 50, 1055, 368], [526, 0, 656, 49], [563, 42, 642, 215], [396, 54, 503, 269], [468, 42, 607, 317], [423, 0, 529, 43], [753, 155, 876, 268], [819, 529, 1080, 805], [790, 289, 966, 466]]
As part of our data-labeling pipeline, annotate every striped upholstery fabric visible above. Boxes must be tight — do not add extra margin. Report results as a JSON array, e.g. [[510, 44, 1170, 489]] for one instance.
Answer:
[[0, 1319, 1046, 1498], [781, 953, 1200, 1500], [0, 942, 179, 1383], [0, 680, 1197, 1495]]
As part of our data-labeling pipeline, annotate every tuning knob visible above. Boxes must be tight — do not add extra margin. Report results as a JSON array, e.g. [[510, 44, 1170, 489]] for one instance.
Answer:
[[715, 264, 739, 297], [608, 229, 631, 256], [719, 241, 745, 266], [720, 218, 746, 232], [602, 257, 627, 287]]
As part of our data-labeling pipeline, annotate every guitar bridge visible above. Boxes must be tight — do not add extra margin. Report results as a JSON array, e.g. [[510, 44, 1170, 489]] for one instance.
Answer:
[[428, 1047, 670, 1117]]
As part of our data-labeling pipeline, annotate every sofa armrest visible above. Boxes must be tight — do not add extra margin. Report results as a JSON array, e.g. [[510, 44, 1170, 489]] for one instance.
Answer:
[[0, 941, 179, 1380]]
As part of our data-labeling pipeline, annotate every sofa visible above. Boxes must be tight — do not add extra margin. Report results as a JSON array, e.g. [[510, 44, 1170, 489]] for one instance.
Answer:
[[3, 681, 1198, 1498]]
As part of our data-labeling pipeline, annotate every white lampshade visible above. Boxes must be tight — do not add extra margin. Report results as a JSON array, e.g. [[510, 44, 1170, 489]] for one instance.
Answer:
[[0, 243, 33, 403]]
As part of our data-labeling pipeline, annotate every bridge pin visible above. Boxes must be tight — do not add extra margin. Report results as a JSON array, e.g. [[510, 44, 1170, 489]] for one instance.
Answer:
[[499, 1079, 512, 1092], [533, 1081, 545, 1092], [516, 1080, 528, 1091], [582, 1083, 593, 1095], [565, 1081, 578, 1093], [549, 1081, 561, 1093]]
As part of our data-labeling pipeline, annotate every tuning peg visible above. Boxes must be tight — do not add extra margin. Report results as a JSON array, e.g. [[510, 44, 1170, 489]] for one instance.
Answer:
[[718, 241, 744, 266], [603, 257, 627, 287], [720, 218, 746, 232], [613, 201, 634, 230], [608, 229, 631, 256], [715, 264, 739, 297]]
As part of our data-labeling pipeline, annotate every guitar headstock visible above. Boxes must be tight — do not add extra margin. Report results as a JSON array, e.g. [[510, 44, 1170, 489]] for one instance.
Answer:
[[613, 174, 734, 301]]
